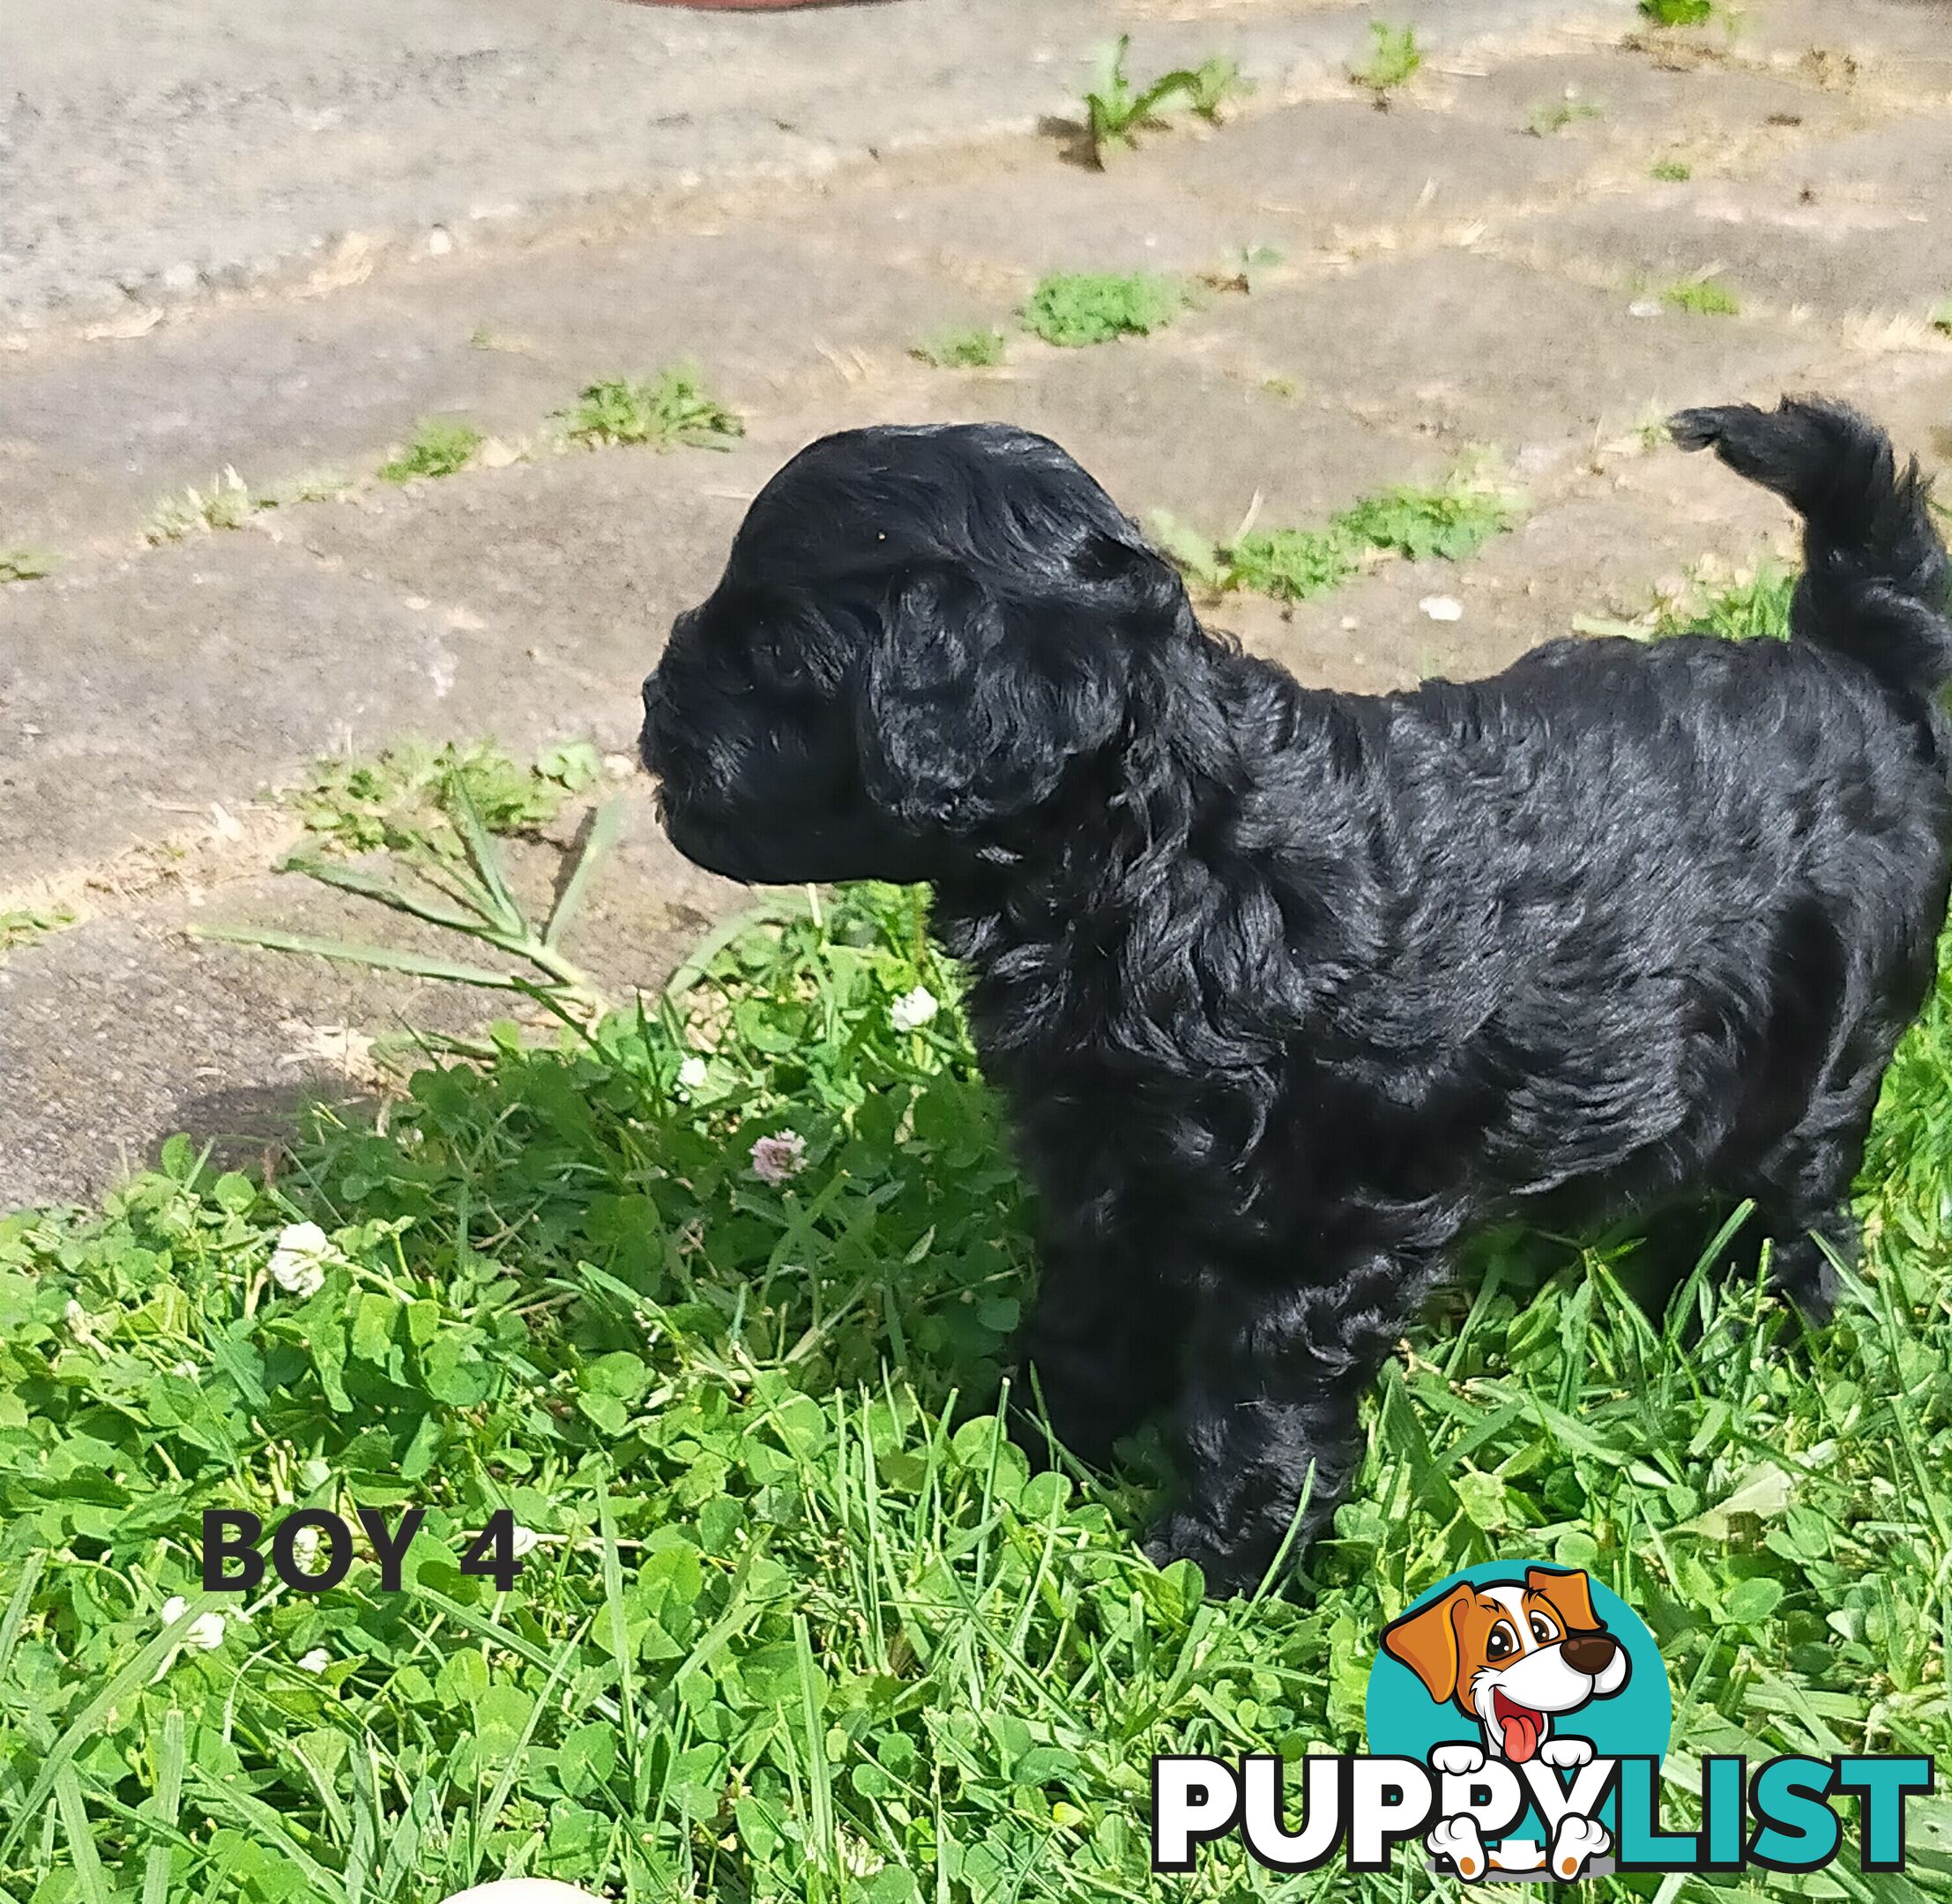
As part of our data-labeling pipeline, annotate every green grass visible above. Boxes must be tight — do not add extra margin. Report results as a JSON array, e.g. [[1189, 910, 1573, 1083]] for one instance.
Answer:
[[1349, 22, 1423, 100], [1651, 562, 1797, 641], [1662, 274, 1742, 316], [143, 468, 255, 544], [1020, 271, 1190, 347], [11, 571, 1952, 1900], [1652, 155, 1695, 182], [378, 417, 484, 485], [559, 371, 743, 452], [10, 830, 1952, 1900], [141, 469, 345, 542], [0, 545, 57, 584], [910, 327, 1008, 370], [1204, 243, 1285, 296], [1639, 0, 1715, 22], [0, 901, 76, 955], [1526, 95, 1604, 137], [1082, 33, 1249, 165], [286, 739, 603, 859], [1933, 297, 1952, 338], [1154, 467, 1521, 603], [262, 471, 353, 509]]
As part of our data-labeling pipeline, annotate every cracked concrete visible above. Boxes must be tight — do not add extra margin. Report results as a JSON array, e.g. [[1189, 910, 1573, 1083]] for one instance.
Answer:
[[4, 0, 1952, 1206]]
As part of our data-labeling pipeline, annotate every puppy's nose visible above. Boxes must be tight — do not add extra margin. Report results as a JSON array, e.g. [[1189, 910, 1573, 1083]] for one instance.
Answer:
[[1561, 1633, 1618, 1677]]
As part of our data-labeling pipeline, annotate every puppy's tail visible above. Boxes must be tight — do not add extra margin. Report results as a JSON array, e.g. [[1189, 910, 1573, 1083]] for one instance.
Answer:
[[1670, 396, 1952, 703]]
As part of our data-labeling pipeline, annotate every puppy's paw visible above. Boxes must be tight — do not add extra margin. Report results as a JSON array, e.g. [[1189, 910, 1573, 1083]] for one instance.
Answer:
[[1431, 1743, 1487, 1776], [1538, 1737, 1594, 1770], [1766, 1235, 1841, 1328], [1427, 1815, 1489, 1882], [1549, 1814, 1610, 1880], [1141, 1514, 1267, 1599]]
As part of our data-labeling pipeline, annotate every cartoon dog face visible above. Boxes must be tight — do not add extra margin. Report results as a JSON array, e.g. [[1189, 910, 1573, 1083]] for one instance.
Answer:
[[1381, 1567, 1630, 1762]]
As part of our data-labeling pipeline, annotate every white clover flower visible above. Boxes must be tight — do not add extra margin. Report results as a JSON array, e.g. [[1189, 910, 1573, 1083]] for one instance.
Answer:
[[750, 1131, 807, 1185], [677, 1056, 709, 1092], [170, 1359, 198, 1379], [890, 985, 939, 1033], [268, 1221, 335, 1298], [297, 1647, 332, 1674], [161, 1595, 228, 1652]]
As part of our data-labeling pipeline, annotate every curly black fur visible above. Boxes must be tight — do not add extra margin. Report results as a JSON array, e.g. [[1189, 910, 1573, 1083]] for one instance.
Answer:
[[641, 397, 1952, 1593]]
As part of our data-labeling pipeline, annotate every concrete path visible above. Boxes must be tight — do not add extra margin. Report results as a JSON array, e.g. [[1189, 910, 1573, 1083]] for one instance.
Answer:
[[4, 0, 1952, 1206]]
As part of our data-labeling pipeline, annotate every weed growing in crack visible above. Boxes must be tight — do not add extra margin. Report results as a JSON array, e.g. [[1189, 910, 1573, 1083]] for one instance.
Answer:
[[378, 417, 484, 484], [559, 370, 743, 451], [1021, 271, 1192, 347], [910, 326, 1009, 369], [1083, 33, 1250, 165], [143, 467, 254, 544], [1350, 23, 1423, 104], [1154, 468, 1520, 603]]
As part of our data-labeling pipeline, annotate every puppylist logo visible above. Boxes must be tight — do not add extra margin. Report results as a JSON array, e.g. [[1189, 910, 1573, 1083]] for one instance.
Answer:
[[1153, 1561, 1933, 1880]]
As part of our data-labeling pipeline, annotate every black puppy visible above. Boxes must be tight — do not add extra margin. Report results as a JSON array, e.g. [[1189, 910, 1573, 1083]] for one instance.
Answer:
[[642, 398, 1952, 1593]]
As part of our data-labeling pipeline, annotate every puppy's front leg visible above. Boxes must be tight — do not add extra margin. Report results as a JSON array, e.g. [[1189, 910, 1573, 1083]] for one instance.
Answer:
[[1012, 1238, 1188, 1469], [1146, 1256, 1430, 1594]]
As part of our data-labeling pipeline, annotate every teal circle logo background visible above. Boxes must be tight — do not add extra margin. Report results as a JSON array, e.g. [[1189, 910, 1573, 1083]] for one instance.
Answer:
[[1365, 1560, 1672, 1770]]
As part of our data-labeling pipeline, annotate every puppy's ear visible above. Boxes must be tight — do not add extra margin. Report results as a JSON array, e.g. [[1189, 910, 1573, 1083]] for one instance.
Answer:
[[857, 564, 1129, 838], [1382, 1586, 1470, 1705], [1526, 1566, 1600, 1632]]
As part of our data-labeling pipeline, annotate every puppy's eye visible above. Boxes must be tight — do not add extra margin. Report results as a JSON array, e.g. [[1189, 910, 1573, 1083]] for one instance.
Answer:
[[1486, 1623, 1517, 1661], [1529, 1612, 1560, 1645]]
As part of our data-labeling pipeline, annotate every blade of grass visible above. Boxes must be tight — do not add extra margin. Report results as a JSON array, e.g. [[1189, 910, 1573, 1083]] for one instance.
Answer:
[[285, 856, 488, 935], [664, 892, 816, 999], [0, 1550, 45, 1681], [53, 1766, 111, 1904], [183, 1766, 352, 1903], [0, 1602, 227, 1865], [139, 1709, 186, 1904], [598, 1485, 642, 1798], [794, 1611, 838, 1891], [463, 1618, 587, 1886], [543, 795, 625, 948], [190, 923, 529, 990], [446, 770, 526, 936]]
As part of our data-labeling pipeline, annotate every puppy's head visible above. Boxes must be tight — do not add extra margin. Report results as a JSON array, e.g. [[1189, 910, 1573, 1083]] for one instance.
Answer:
[[640, 422, 1195, 885], [1382, 1567, 1630, 1761]]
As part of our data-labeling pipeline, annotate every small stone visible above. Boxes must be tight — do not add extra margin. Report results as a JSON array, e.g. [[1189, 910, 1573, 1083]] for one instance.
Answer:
[[427, 227, 454, 257], [1419, 595, 1464, 622], [1628, 298, 1663, 318]]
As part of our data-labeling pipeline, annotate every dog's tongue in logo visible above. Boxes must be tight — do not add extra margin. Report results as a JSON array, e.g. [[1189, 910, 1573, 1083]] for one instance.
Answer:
[[1494, 1691, 1544, 1762]]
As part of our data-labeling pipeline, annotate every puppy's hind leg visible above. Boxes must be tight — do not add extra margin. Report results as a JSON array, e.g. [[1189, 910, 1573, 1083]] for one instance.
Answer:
[[1740, 1068, 1885, 1325], [1146, 1249, 1443, 1595]]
